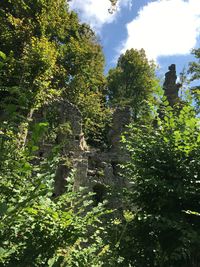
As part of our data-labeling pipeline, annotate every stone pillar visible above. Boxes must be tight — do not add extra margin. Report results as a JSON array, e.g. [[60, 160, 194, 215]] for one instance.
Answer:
[[108, 106, 131, 151], [163, 64, 181, 106]]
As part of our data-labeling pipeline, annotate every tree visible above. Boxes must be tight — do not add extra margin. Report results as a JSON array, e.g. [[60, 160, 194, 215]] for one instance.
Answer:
[[0, 3, 113, 264], [107, 48, 159, 120], [0, 0, 109, 146], [188, 48, 200, 113], [117, 104, 200, 267]]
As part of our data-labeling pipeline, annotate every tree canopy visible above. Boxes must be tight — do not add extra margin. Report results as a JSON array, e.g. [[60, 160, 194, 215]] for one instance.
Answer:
[[0, 0, 109, 146], [107, 48, 159, 119]]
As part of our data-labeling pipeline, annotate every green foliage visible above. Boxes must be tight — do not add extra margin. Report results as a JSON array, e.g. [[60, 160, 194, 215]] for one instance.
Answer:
[[107, 48, 160, 119], [118, 104, 200, 267], [0, 0, 108, 146], [0, 129, 111, 267], [0, 51, 6, 69], [188, 48, 200, 113], [1, 1, 200, 266], [0, 7, 112, 254], [77, 91, 112, 147]]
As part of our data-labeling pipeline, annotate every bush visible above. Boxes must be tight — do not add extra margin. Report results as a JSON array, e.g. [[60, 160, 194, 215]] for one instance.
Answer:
[[117, 104, 200, 267]]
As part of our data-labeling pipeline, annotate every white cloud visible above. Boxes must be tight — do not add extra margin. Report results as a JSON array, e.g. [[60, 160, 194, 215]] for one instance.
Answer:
[[69, 0, 132, 31], [120, 0, 200, 61]]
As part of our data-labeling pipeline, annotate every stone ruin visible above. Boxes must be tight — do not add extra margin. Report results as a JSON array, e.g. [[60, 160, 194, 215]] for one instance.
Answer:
[[163, 64, 181, 106], [85, 106, 131, 207], [32, 99, 87, 196], [33, 98, 130, 207], [34, 64, 181, 206], [53, 99, 88, 196], [37, 101, 131, 207], [65, 104, 131, 208], [108, 106, 131, 151]]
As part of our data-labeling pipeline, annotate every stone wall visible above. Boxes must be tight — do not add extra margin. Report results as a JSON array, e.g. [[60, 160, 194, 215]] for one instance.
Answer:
[[50, 102, 131, 207], [53, 99, 89, 196], [33, 99, 89, 196]]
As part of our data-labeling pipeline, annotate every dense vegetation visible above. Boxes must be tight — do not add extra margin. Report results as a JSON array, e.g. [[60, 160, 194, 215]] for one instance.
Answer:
[[0, 1, 199, 266]]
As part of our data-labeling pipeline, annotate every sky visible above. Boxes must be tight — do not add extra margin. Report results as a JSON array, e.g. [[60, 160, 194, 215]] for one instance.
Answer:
[[69, 0, 200, 80]]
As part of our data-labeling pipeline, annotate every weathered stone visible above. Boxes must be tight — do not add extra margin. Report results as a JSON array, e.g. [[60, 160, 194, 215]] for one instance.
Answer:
[[46, 99, 85, 196], [56, 99, 83, 151], [104, 163, 115, 183], [163, 64, 181, 106], [73, 157, 88, 191], [32, 98, 130, 206], [54, 164, 70, 196], [108, 106, 131, 151]]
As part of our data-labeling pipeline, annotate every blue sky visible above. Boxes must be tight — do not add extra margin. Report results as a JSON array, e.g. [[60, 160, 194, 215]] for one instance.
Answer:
[[69, 0, 200, 80]]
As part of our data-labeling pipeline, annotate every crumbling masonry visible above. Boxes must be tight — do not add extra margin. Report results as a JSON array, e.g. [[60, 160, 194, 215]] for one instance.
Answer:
[[36, 64, 181, 206]]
